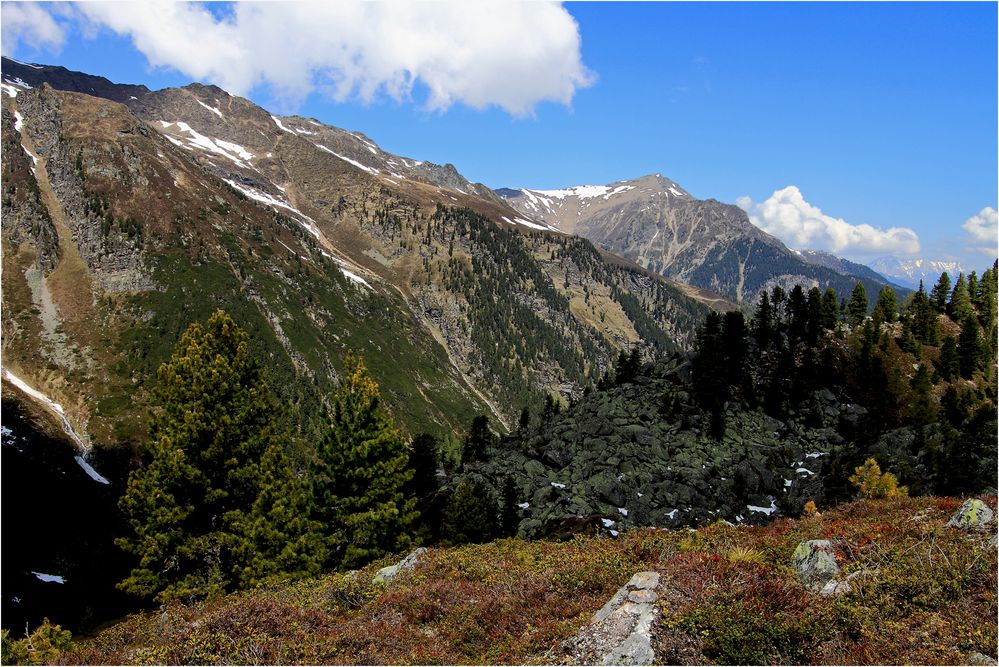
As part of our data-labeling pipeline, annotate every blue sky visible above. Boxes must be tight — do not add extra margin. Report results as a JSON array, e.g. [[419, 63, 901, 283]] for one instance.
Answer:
[[3, 1, 996, 269]]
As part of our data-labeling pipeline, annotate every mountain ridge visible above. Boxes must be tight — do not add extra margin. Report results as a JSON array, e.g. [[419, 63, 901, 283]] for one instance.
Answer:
[[498, 175, 907, 304]]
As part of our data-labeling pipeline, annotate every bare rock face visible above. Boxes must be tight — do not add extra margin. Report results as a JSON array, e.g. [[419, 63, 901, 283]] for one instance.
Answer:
[[562, 571, 660, 665]]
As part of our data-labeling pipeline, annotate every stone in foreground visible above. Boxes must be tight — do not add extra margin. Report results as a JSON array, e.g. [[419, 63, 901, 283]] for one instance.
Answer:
[[562, 571, 660, 665]]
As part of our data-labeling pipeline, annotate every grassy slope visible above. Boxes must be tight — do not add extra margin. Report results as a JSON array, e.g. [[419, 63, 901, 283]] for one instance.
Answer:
[[58, 495, 996, 665]]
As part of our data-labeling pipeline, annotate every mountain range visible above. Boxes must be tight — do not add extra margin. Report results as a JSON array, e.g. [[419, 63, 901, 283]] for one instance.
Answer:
[[2, 56, 902, 450], [1, 57, 714, 448], [868, 256, 967, 290]]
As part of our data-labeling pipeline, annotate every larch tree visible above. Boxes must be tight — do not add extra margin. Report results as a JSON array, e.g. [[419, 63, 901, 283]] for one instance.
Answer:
[[311, 353, 418, 570], [116, 311, 323, 603]]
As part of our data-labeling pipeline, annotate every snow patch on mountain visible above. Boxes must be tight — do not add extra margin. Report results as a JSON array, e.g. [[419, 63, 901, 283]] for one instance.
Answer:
[[222, 178, 320, 239], [160, 121, 255, 169], [196, 100, 224, 119], [314, 144, 379, 175], [535, 184, 612, 200], [271, 115, 296, 134]]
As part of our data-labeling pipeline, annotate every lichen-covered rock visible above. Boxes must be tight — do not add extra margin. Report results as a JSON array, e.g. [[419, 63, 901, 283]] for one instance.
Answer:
[[373, 547, 426, 584], [966, 651, 998, 665], [947, 499, 994, 531], [793, 539, 840, 591]]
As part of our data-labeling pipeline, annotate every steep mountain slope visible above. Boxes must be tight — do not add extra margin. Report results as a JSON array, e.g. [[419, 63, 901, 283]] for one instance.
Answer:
[[499, 174, 903, 304], [869, 256, 966, 289], [1, 59, 710, 449]]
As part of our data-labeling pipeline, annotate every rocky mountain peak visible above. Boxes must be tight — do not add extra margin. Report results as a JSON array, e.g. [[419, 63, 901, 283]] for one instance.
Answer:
[[498, 172, 903, 304]]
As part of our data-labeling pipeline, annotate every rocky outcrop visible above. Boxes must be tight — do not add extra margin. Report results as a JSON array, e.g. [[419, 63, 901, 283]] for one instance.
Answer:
[[561, 571, 660, 665]]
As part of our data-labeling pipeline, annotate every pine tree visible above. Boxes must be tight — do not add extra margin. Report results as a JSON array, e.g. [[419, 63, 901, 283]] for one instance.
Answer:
[[958, 315, 984, 379], [937, 336, 960, 381], [464, 415, 496, 462], [930, 272, 952, 313], [848, 283, 868, 327], [442, 482, 497, 545], [311, 352, 418, 570], [752, 290, 775, 350], [820, 288, 839, 330], [873, 286, 898, 324], [518, 406, 531, 431], [908, 281, 939, 345], [692, 312, 728, 437], [500, 475, 520, 537], [116, 311, 322, 603], [975, 262, 998, 326], [408, 433, 440, 499], [805, 287, 823, 344], [949, 273, 975, 324], [722, 310, 748, 396]]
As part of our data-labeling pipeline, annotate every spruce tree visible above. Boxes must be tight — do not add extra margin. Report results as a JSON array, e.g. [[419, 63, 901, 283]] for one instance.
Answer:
[[442, 482, 497, 545], [116, 311, 322, 603], [311, 353, 417, 569]]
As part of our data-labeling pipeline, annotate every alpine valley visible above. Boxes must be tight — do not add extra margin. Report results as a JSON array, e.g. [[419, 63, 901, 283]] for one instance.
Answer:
[[1, 57, 996, 666]]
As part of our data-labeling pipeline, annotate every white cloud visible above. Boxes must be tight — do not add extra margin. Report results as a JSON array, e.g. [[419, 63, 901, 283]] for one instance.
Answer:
[[739, 185, 920, 257], [72, 1, 594, 116], [961, 207, 998, 255], [1, 2, 66, 56]]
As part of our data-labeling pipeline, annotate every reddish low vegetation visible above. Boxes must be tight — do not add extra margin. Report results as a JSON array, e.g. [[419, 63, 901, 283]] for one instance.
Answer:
[[37, 495, 997, 665]]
